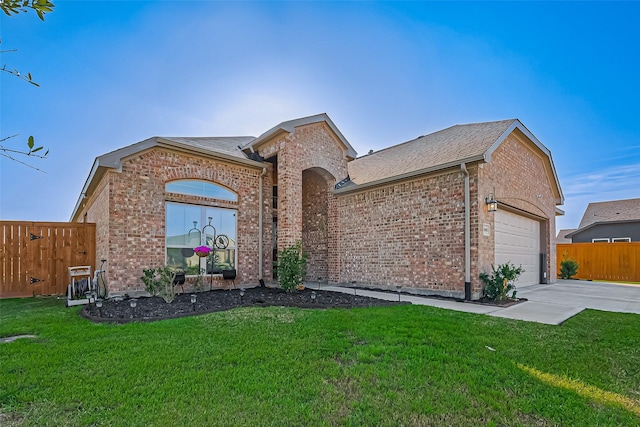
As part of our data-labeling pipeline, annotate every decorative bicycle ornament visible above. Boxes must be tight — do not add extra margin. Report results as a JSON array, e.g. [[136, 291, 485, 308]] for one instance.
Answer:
[[191, 216, 230, 256]]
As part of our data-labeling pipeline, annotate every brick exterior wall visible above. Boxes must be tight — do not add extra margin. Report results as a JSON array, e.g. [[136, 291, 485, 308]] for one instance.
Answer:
[[76, 147, 271, 293], [335, 167, 480, 297], [478, 131, 558, 283], [83, 177, 110, 269], [255, 122, 350, 284], [75, 120, 559, 299]]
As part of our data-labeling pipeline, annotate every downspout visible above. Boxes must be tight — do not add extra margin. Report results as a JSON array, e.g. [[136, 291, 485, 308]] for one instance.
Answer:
[[460, 163, 471, 301], [258, 167, 267, 281]]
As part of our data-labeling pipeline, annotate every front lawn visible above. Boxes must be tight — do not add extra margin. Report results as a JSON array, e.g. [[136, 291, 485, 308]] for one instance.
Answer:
[[1, 297, 638, 426]]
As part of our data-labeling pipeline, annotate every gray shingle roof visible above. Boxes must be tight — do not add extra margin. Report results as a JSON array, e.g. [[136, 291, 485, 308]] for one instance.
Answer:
[[348, 119, 517, 185], [159, 136, 255, 160], [577, 198, 640, 228], [556, 229, 577, 243]]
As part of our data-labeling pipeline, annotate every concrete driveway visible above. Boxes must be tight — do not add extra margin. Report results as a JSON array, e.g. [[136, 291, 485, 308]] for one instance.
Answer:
[[489, 279, 640, 324], [322, 279, 640, 325]]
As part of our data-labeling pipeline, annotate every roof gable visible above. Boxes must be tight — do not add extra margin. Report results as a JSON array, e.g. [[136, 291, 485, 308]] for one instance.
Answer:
[[243, 113, 358, 159], [70, 136, 262, 221], [345, 119, 563, 204]]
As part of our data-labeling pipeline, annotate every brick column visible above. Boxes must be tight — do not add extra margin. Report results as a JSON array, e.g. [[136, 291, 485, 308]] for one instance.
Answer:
[[277, 145, 303, 250], [327, 191, 339, 283]]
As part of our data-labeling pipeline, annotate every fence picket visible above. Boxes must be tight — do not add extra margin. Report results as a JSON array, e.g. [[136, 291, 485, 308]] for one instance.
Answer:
[[557, 242, 640, 282], [0, 221, 96, 298]]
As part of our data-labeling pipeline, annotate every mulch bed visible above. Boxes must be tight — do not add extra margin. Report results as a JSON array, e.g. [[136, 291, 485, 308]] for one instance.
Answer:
[[81, 286, 409, 324]]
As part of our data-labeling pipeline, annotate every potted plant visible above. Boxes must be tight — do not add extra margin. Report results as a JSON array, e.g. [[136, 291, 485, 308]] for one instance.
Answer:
[[194, 245, 212, 257]]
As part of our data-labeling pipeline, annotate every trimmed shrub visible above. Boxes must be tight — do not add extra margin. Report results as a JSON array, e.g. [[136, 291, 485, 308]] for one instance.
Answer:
[[140, 266, 177, 303], [560, 258, 579, 279], [277, 241, 307, 292], [480, 262, 524, 301]]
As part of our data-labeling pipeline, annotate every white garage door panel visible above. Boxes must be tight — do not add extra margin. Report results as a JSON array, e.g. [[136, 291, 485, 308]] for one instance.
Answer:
[[495, 210, 540, 286]]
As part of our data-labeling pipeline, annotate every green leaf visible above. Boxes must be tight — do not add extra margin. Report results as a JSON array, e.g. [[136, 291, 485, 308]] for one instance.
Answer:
[[27, 135, 34, 148], [31, 146, 43, 153]]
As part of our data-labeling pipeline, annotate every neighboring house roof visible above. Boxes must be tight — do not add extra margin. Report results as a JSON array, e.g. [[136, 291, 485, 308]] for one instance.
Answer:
[[556, 229, 576, 243], [342, 119, 564, 205], [577, 198, 640, 229], [242, 113, 358, 160], [565, 198, 640, 238], [70, 136, 262, 221]]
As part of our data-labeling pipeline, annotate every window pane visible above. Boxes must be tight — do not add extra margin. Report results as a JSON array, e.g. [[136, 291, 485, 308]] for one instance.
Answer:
[[166, 180, 237, 201], [166, 202, 237, 273], [166, 203, 202, 247], [204, 208, 237, 248], [167, 247, 201, 274], [206, 249, 235, 273]]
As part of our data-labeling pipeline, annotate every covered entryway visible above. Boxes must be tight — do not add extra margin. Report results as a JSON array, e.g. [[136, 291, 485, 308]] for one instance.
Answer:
[[301, 168, 334, 283], [494, 210, 540, 286]]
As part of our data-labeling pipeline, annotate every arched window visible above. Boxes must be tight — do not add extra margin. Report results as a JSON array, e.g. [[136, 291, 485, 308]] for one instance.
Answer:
[[166, 180, 237, 202]]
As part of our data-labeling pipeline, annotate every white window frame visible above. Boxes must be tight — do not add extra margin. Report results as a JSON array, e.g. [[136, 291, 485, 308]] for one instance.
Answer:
[[592, 238, 610, 243], [612, 237, 631, 242]]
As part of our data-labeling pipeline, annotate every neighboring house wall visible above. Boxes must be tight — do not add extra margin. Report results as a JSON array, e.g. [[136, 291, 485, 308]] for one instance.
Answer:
[[478, 131, 558, 284], [75, 147, 272, 292], [570, 222, 640, 242]]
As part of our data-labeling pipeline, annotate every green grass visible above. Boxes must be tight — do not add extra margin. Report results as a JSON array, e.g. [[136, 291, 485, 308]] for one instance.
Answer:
[[1, 297, 639, 426]]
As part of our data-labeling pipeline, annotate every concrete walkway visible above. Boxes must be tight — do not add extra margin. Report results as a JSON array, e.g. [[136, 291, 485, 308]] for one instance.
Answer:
[[319, 279, 640, 325]]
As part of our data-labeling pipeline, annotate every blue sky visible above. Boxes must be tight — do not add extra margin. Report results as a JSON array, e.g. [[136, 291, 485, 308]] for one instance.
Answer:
[[1, 1, 639, 232]]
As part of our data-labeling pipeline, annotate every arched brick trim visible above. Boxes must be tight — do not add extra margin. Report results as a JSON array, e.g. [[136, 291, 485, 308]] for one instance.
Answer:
[[87, 147, 270, 293]]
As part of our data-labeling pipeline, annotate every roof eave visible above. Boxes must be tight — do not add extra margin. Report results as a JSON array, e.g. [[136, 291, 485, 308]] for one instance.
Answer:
[[335, 156, 484, 195], [567, 218, 640, 237], [69, 137, 266, 221], [154, 137, 266, 168]]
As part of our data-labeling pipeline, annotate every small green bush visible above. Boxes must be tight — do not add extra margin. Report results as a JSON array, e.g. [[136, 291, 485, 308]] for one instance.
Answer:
[[140, 266, 178, 303], [560, 258, 579, 279], [480, 262, 524, 301], [277, 241, 307, 292]]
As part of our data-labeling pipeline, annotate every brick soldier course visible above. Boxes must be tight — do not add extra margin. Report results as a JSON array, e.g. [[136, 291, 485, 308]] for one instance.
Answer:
[[71, 114, 563, 299]]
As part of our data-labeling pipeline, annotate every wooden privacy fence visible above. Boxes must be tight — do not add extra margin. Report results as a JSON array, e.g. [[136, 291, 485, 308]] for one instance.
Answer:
[[1, 221, 95, 298], [557, 242, 640, 282]]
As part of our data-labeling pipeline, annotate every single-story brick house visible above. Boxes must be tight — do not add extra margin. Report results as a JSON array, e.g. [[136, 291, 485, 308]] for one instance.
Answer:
[[71, 113, 564, 299], [562, 198, 640, 243]]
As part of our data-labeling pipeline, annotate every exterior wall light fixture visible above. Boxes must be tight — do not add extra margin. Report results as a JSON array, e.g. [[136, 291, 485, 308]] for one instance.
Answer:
[[485, 193, 498, 212]]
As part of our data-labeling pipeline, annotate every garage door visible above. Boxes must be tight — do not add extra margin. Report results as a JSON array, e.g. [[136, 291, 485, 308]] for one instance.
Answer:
[[494, 210, 540, 286]]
